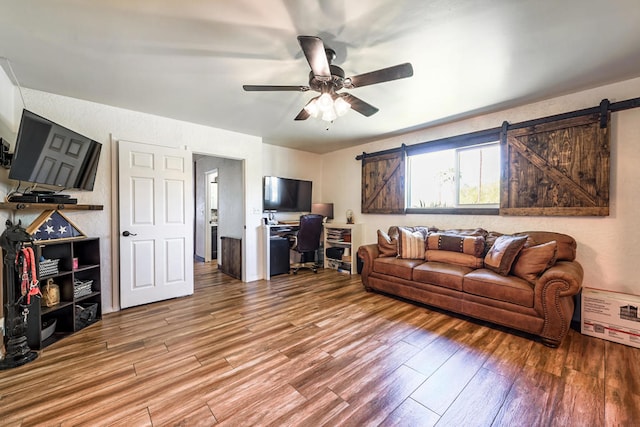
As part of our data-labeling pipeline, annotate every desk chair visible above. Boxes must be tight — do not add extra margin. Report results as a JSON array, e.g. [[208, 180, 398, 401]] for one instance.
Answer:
[[289, 214, 323, 274]]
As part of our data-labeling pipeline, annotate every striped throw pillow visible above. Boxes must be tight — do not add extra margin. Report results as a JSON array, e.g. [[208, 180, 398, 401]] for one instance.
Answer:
[[398, 227, 426, 259]]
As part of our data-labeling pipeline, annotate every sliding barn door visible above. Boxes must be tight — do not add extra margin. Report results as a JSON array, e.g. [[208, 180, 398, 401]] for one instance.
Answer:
[[361, 150, 405, 214], [501, 113, 610, 216]]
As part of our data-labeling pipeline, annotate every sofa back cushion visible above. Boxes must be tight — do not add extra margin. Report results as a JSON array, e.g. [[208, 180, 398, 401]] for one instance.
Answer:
[[425, 250, 485, 269], [388, 226, 437, 237], [513, 231, 576, 261], [439, 227, 488, 237]]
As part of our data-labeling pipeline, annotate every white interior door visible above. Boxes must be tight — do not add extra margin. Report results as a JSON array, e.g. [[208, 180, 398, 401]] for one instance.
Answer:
[[118, 140, 194, 309]]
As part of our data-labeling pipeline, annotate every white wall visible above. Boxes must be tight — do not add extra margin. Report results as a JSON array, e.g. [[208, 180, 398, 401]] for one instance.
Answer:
[[0, 78, 264, 313], [262, 144, 324, 222], [0, 65, 15, 141], [321, 76, 640, 295]]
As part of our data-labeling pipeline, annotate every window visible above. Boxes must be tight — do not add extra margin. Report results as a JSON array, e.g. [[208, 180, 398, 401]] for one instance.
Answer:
[[408, 142, 500, 210]]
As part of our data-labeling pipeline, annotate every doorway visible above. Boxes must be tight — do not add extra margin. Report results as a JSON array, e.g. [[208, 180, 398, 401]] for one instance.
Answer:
[[193, 154, 243, 276]]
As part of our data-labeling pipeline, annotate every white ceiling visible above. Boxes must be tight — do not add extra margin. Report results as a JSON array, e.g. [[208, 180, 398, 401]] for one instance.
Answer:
[[2, 0, 640, 154]]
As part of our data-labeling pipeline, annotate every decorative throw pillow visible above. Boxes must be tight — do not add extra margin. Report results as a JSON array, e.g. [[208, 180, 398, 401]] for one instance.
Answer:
[[425, 250, 485, 268], [397, 227, 426, 259], [377, 229, 398, 257], [511, 240, 558, 284], [484, 234, 528, 276], [426, 233, 485, 257]]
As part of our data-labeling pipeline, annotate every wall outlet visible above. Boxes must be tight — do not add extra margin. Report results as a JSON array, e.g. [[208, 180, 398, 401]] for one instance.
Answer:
[[0, 317, 4, 336]]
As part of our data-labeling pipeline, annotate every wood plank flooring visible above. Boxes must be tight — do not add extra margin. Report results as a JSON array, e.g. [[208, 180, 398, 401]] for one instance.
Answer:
[[1, 262, 639, 426]]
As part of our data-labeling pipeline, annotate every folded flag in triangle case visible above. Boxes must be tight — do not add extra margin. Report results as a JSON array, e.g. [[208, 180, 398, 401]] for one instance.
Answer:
[[26, 210, 85, 242]]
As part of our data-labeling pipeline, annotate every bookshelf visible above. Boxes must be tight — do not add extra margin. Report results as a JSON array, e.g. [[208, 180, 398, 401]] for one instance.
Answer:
[[323, 223, 362, 274]]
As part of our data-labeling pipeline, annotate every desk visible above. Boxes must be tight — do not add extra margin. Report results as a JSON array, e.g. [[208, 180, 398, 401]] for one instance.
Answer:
[[263, 224, 299, 278]]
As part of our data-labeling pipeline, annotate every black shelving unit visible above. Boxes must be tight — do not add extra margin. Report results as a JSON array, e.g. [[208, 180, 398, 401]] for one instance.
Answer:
[[24, 237, 102, 349]]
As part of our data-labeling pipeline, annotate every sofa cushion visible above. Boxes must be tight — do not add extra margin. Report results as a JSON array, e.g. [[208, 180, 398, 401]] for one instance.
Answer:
[[463, 269, 534, 308], [514, 231, 576, 261], [413, 261, 472, 291], [484, 235, 528, 276], [389, 225, 436, 238], [425, 250, 485, 269], [511, 240, 558, 284], [427, 233, 485, 257], [398, 227, 426, 259], [440, 228, 488, 237], [377, 229, 398, 257], [373, 257, 424, 281]]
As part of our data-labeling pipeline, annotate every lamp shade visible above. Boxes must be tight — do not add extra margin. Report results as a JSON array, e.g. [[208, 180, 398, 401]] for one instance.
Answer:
[[334, 96, 351, 116], [311, 203, 334, 220]]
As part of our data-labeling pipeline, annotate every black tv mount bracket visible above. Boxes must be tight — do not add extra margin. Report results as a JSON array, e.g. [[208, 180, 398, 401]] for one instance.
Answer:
[[0, 138, 12, 168]]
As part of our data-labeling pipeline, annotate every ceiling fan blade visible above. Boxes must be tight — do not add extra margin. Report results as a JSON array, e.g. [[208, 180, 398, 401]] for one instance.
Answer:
[[243, 85, 309, 92], [340, 93, 379, 117], [294, 109, 310, 121], [297, 36, 332, 81], [347, 63, 414, 88]]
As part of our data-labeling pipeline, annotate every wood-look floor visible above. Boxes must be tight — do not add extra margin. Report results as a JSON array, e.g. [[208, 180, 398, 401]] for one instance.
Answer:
[[1, 263, 639, 426]]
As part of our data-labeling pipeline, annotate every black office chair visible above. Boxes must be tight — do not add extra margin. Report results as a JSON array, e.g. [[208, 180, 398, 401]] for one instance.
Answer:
[[289, 214, 324, 274]]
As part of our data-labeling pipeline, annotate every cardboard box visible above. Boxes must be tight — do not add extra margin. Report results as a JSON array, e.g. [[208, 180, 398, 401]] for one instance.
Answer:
[[581, 287, 640, 349]]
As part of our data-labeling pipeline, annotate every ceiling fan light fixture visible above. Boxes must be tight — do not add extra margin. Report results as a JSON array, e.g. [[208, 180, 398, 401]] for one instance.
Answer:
[[304, 98, 320, 118], [244, 35, 413, 123], [317, 93, 334, 112], [334, 96, 351, 116], [322, 108, 338, 122]]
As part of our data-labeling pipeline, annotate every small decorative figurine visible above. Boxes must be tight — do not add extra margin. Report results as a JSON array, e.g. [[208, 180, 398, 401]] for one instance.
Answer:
[[346, 209, 354, 224]]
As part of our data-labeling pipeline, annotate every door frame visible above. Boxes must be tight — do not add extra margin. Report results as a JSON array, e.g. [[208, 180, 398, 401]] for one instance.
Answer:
[[110, 135, 120, 311], [204, 169, 218, 263]]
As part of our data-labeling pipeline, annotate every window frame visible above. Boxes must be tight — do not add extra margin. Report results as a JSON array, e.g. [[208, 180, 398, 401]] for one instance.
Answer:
[[405, 128, 501, 215]]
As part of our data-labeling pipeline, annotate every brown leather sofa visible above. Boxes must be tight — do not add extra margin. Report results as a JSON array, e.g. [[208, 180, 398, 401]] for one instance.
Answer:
[[357, 226, 584, 347]]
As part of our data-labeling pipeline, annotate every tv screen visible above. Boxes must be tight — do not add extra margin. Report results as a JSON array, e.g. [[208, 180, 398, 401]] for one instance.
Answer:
[[9, 110, 102, 191], [263, 176, 312, 212]]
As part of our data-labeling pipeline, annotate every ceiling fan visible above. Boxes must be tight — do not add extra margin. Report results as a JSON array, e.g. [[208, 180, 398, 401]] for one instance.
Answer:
[[242, 36, 414, 121]]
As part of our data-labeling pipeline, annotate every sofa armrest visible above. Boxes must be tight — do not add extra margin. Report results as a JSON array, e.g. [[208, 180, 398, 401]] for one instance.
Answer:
[[357, 244, 379, 290], [533, 260, 584, 346], [536, 260, 584, 297]]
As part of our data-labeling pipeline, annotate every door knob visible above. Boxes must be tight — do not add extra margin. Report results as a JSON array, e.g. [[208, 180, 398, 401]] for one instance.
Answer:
[[122, 231, 137, 237]]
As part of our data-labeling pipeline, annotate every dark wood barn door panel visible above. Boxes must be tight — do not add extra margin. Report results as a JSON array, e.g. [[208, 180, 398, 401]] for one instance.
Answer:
[[361, 150, 405, 214], [501, 113, 610, 216]]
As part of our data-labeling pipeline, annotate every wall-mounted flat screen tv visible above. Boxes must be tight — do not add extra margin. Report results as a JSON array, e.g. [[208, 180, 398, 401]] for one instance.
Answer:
[[263, 176, 312, 212], [9, 109, 102, 191]]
